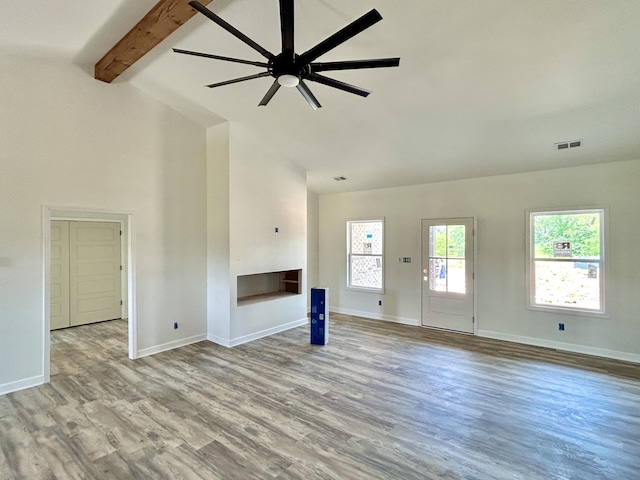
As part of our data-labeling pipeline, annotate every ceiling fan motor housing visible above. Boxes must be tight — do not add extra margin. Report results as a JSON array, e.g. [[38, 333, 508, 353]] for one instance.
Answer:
[[270, 53, 308, 82]]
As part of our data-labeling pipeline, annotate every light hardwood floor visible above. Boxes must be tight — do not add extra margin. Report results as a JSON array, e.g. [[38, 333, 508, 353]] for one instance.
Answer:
[[1, 315, 639, 479]]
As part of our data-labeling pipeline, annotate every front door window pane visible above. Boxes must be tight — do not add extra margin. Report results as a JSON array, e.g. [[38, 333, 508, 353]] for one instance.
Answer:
[[430, 225, 447, 257], [430, 258, 446, 292], [429, 225, 466, 294], [447, 259, 466, 294]]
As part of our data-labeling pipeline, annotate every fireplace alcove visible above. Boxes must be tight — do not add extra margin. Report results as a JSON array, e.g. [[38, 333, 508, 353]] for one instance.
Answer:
[[237, 269, 302, 306]]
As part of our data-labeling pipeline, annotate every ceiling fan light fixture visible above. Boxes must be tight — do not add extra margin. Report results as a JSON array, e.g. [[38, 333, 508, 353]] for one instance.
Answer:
[[277, 74, 300, 87]]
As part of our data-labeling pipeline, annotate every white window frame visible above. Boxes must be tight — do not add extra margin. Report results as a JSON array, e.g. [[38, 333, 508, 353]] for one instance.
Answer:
[[526, 206, 608, 317], [346, 218, 385, 293]]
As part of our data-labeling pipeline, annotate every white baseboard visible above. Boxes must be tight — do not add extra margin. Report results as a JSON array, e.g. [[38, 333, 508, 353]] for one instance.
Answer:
[[478, 330, 640, 364], [323, 310, 639, 364], [136, 333, 208, 358], [0, 375, 45, 396], [208, 318, 308, 348], [207, 334, 231, 348], [329, 307, 420, 327]]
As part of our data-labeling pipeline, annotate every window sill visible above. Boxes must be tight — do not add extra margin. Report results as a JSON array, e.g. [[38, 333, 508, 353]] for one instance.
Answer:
[[526, 304, 608, 319], [346, 286, 385, 294]]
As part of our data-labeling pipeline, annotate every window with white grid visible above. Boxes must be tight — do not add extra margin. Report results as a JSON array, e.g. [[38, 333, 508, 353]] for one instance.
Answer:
[[527, 208, 606, 315], [347, 219, 384, 292]]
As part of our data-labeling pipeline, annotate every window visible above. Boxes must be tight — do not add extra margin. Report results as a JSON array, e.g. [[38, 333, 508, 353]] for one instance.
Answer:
[[347, 219, 384, 292], [527, 208, 606, 315]]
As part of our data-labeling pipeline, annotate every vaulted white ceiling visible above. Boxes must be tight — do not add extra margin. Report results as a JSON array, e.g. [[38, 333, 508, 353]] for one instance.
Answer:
[[3, 0, 640, 193]]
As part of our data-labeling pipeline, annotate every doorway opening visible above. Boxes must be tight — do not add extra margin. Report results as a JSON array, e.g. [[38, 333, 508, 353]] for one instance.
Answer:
[[43, 206, 136, 384]]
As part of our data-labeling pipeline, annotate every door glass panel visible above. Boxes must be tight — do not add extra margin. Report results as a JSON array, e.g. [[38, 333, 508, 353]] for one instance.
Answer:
[[429, 226, 447, 257], [430, 258, 446, 292], [428, 224, 466, 294], [447, 225, 465, 258], [448, 259, 466, 293]]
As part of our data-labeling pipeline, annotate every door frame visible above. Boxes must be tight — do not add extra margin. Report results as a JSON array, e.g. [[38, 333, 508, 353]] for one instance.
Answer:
[[42, 206, 138, 383], [420, 216, 478, 335]]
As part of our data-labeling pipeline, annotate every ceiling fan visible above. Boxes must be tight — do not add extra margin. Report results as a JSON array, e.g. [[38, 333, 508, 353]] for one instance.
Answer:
[[173, 0, 400, 109]]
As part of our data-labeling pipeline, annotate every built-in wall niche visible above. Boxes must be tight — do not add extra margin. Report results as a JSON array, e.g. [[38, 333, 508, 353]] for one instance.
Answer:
[[237, 269, 302, 306]]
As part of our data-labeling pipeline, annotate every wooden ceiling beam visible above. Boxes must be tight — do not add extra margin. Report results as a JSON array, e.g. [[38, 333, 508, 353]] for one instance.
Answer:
[[95, 0, 213, 83]]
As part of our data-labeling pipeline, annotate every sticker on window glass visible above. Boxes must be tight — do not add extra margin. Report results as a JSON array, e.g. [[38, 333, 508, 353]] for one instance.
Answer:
[[363, 242, 372, 254], [588, 264, 598, 279], [553, 241, 572, 257]]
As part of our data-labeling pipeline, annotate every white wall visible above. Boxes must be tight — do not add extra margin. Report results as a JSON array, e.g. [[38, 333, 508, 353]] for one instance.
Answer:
[[207, 123, 308, 346], [0, 56, 208, 394], [206, 123, 231, 341], [319, 159, 640, 362], [307, 190, 320, 310]]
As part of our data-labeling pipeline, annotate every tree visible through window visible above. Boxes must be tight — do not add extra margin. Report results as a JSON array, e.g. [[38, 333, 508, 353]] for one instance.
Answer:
[[347, 219, 384, 292], [528, 208, 605, 314]]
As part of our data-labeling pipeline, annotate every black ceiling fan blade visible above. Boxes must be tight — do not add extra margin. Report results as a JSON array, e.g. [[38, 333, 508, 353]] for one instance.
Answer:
[[296, 80, 322, 110], [297, 9, 383, 65], [310, 57, 400, 72], [205, 72, 270, 88], [188, 1, 274, 60], [307, 73, 371, 97], [280, 0, 294, 59], [259, 80, 281, 106], [173, 48, 269, 68]]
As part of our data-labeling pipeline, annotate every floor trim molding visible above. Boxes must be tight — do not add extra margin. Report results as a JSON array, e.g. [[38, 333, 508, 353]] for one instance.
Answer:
[[208, 318, 308, 348], [207, 334, 231, 348], [136, 333, 208, 358], [478, 329, 640, 364], [325, 311, 639, 364], [0, 375, 44, 396], [330, 307, 420, 327]]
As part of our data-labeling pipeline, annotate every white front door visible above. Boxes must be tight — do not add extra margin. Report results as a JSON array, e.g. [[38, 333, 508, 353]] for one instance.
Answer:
[[421, 218, 475, 333]]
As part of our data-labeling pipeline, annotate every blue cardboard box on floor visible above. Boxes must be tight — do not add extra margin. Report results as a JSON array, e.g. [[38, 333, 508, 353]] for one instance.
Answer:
[[310, 287, 329, 345]]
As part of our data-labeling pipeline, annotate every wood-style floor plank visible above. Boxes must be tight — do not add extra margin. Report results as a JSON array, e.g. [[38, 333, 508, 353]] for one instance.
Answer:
[[1, 315, 639, 479]]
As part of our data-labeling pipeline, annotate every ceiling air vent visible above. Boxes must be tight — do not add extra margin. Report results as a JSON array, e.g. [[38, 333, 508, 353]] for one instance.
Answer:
[[555, 139, 582, 150], [333, 176, 348, 181]]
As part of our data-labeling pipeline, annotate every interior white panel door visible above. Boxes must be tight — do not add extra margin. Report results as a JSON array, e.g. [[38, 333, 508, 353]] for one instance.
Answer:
[[50, 221, 70, 330], [421, 218, 475, 333], [70, 222, 122, 326]]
